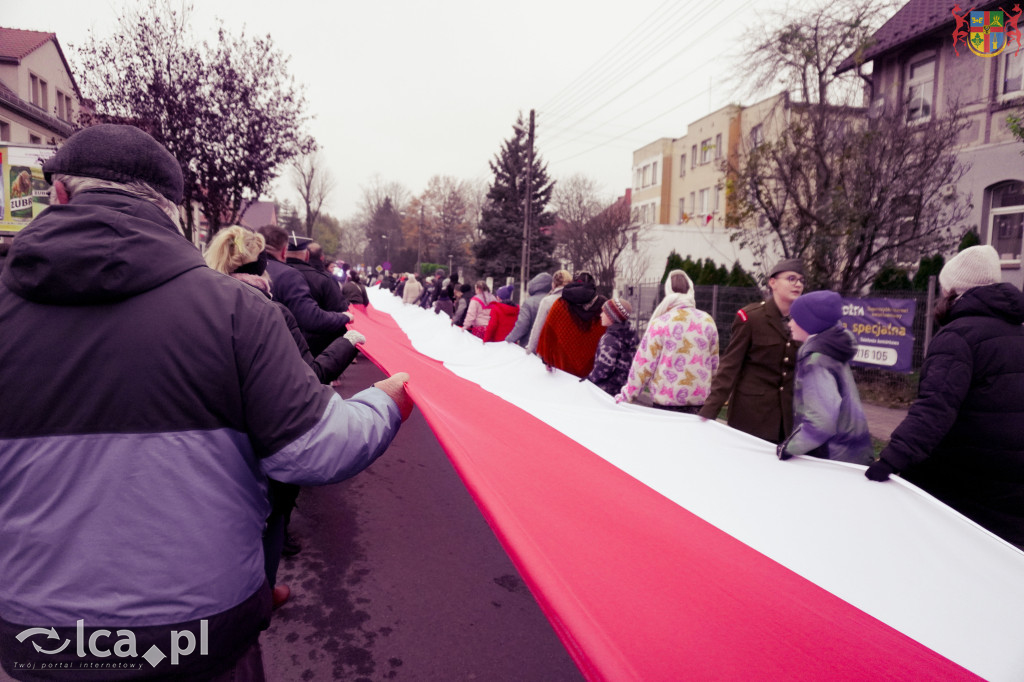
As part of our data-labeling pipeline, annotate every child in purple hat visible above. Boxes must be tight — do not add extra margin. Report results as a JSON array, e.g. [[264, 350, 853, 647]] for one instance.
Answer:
[[777, 290, 873, 464]]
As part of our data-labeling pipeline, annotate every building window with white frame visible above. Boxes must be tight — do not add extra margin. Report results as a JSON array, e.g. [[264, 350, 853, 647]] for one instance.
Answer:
[[699, 188, 710, 215], [714, 133, 722, 160], [678, 197, 685, 221], [691, 145, 697, 169], [652, 161, 658, 185], [1003, 52, 1023, 96], [990, 180, 1024, 262], [700, 139, 712, 164], [689, 191, 695, 215], [906, 55, 935, 122], [679, 154, 686, 176], [642, 165, 651, 188]]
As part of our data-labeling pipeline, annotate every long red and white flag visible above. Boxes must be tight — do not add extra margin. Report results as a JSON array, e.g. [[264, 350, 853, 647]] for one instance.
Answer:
[[350, 289, 1024, 681]]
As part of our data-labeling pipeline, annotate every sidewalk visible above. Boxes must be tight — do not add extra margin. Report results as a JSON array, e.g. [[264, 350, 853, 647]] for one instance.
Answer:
[[862, 403, 908, 443]]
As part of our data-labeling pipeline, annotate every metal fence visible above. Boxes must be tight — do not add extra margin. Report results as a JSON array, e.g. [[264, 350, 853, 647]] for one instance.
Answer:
[[618, 281, 937, 408]]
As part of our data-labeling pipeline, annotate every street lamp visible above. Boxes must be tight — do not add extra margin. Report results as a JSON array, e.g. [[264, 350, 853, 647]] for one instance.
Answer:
[[381, 234, 390, 269]]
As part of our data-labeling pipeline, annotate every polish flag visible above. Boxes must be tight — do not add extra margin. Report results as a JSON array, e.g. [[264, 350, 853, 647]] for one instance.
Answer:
[[348, 289, 1024, 681]]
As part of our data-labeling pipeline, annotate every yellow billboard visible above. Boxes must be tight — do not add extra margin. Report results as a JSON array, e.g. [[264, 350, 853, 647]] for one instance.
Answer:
[[1, 144, 57, 234]]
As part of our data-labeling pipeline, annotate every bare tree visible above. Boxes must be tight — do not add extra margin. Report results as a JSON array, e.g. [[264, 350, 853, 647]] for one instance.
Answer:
[[403, 175, 474, 268], [357, 174, 411, 223], [336, 216, 368, 264], [583, 195, 633, 294], [292, 150, 336, 238], [75, 0, 313, 241], [729, 0, 969, 291], [551, 174, 604, 272]]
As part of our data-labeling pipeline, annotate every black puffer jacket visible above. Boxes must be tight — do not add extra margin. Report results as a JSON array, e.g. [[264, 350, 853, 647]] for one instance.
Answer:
[[880, 282, 1024, 546]]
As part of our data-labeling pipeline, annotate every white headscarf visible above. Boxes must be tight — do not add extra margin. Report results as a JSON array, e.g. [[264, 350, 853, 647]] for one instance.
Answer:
[[648, 270, 696, 327]]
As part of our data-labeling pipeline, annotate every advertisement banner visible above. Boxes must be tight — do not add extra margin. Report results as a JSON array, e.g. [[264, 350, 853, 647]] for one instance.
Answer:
[[1, 144, 57, 234], [841, 297, 916, 373]]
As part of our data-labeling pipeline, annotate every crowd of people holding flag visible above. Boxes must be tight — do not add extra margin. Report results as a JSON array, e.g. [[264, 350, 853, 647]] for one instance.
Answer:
[[373, 246, 1024, 554]]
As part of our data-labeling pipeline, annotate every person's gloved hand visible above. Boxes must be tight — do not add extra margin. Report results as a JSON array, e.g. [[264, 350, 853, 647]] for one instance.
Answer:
[[374, 372, 413, 421], [866, 458, 897, 482], [775, 426, 799, 461], [344, 330, 366, 345]]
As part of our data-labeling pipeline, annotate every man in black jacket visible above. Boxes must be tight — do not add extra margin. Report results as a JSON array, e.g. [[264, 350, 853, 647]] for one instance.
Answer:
[[260, 226, 350, 356], [0, 124, 412, 680]]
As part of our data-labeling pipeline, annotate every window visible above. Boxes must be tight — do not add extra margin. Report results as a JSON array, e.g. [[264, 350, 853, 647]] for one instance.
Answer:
[[700, 139, 712, 164], [0, 120, 10, 142], [652, 161, 659, 185], [750, 124, 764, 147], [1004, 52, 1023, 96], [642, 165, 650, 187], [691, 145, 697, 169], [990, 181, 1024, 261], [699, 188, 710, 214], [679, 154, 686, 176], [30, 134, 42, 144], [631, 232, 638, 251], [689, 192, 696, 215], [715, 133, 723, 160], [634, 169, 642, 189], [30, 74, 48, 110], [57, 91, 73, 121], [715, 186, 722, 212], [678, 197, 685, 221], [906, 56, 935, 122]]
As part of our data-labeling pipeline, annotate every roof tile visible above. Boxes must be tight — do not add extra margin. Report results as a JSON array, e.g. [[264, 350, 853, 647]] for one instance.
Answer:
[[839, 0, 1002, 71], [0, 27, 56, 62]]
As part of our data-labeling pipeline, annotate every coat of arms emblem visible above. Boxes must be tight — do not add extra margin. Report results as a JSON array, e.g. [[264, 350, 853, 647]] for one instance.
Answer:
[[969, 10, 1007, 56]]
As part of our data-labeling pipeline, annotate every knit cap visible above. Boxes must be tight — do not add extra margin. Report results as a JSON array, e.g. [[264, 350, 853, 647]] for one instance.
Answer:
[[938, 245, 1001, 294], [43, 124, 184, 204], [789, 290, 842, 335], [602, 298, 632, 324], [497, 284, 514, 302]]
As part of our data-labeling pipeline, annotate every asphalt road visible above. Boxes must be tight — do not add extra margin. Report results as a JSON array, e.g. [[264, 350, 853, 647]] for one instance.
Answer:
[[261, 358, 584, 681]]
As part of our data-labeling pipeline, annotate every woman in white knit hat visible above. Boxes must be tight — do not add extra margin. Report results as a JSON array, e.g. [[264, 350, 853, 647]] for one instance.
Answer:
[[867, 245, 1024, 550]]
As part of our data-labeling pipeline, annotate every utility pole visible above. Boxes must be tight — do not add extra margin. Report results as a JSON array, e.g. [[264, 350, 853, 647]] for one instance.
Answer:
[[416, 204, 425, 276], [519, 109, 535, 304]]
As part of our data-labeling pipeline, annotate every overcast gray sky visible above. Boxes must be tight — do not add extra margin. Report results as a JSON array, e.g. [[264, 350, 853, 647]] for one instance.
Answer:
[[5, 0, 819, 218]]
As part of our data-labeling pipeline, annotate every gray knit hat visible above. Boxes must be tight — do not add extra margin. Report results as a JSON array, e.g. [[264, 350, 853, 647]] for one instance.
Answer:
[[939, 245, 1001, 294], [43, 124, 184, 204]]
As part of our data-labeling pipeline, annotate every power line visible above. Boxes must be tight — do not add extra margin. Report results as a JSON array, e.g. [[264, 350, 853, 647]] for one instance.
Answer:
[[541, 0, 676, 113], [542, 0, 704, 128]]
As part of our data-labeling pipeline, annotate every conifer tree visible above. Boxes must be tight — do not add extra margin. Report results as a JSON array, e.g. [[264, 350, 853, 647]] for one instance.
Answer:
[[473, 113, 557, 279]]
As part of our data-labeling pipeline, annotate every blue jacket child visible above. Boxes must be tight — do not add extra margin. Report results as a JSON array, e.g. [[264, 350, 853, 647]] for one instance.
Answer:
[[777, 290, 873, 465]]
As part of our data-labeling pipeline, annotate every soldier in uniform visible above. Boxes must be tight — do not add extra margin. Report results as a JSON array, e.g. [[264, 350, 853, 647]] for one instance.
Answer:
[[698, 258, 805, 443]]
